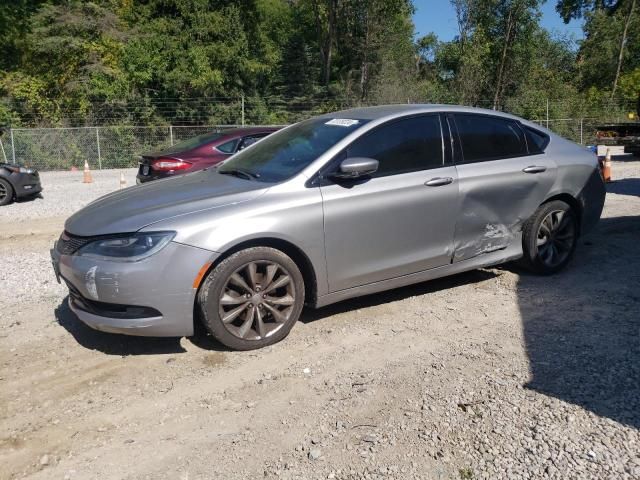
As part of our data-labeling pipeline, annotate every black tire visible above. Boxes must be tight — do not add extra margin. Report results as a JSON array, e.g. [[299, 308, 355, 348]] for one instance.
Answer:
[[521, 200, 578, 274], [197, 247, 305, 350], [0, 178, 14, 206]]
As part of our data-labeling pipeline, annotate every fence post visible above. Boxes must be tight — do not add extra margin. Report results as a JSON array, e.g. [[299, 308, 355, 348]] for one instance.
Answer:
[[96, 127, 102, 170], [10, 128, 16, 164], [241, 95, 245, 126], [0, 137, 7, 163], [545, 98, 549, 129], [579, 118, 583, 145], [169, 125, 174, 146]]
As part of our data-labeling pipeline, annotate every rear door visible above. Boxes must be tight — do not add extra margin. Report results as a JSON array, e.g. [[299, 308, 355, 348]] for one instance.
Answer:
[[449, 113, 557, 262], [320, 114, 459, 292]]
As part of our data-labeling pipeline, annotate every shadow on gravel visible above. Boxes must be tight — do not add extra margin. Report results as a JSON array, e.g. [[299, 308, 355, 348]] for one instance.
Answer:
[[606, 178, 640, 197], [301, 268, 498, 323], [13, 193, 43, 204], [54, 298, 187, 355], [517, 215, 640, 429]]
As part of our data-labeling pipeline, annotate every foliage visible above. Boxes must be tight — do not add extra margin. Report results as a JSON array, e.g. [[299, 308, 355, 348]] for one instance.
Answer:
[[0, 0, 638, 128]]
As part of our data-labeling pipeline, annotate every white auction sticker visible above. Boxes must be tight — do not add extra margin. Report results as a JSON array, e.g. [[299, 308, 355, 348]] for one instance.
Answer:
[[325, 118, 359, 127]]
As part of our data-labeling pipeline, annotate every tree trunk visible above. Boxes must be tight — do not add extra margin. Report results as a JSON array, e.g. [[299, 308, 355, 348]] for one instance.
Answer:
[[310, 0, 337, 87], [611, 0, 636, 101], [360, 9, 370, 100], [493, 5, 515, 110], [323, 0, 338, 86]]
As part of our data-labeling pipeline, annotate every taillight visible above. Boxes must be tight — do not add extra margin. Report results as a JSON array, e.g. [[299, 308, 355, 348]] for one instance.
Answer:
[[151, 158, 192, 172]]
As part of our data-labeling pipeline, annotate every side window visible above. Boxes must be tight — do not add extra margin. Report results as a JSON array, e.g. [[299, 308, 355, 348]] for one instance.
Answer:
[[237, 134, 268, 151], [523, 126, 550, 154], [345, 115, 443, 177], [454, 114, 527, 163], [216, 139, 238, 154]]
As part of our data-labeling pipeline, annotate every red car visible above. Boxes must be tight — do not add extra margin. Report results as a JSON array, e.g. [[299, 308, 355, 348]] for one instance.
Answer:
[[136, 127, 279, 183]]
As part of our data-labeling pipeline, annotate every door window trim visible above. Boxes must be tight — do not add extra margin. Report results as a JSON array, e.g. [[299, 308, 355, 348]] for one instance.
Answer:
[[309, 113, 448, 187], [449, 113, 540, 164]]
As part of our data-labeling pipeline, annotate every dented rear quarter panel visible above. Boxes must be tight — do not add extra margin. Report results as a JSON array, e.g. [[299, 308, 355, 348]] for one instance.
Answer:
[[538, 129, 606, 235]]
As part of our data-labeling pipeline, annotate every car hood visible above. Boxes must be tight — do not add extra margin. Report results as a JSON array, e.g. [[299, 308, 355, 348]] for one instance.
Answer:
[[65, 169, 270, 236]]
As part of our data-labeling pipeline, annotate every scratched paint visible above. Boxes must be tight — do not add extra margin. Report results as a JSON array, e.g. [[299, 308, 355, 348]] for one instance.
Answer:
[[85, 266, 99, 300]]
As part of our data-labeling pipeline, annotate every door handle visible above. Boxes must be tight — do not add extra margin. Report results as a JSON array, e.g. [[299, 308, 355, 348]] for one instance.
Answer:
[[522, 165, 547, 173], [425, 177, 453, 187]]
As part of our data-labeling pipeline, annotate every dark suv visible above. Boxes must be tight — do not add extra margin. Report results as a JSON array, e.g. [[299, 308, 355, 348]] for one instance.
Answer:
[[136, 127, 279, 183]]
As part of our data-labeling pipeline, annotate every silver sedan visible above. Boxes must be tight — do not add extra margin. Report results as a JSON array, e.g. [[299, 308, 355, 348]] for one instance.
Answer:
[[51, 105, 606, 350]]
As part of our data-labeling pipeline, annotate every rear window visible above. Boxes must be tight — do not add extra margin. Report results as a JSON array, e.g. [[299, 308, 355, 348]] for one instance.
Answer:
[[524, 126, 550, 154], [161, 131, 225, 154], [454, 114, 527, 163]]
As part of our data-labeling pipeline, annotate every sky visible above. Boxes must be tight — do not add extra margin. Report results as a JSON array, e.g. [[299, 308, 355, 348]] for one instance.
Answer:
[[412, 0, 585, 42]]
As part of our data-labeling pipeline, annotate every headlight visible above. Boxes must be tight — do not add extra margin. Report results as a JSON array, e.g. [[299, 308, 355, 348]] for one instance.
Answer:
[[76, 232, 175, 262], [7, 166, 35, 174]]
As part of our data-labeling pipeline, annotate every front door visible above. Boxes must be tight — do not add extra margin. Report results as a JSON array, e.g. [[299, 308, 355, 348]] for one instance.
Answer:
[[320, 114, 460, 292]]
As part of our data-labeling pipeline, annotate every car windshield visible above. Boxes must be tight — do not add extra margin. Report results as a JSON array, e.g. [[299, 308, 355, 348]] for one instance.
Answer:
[[218, 117, 368, 182], [160, 131, 226, 154]]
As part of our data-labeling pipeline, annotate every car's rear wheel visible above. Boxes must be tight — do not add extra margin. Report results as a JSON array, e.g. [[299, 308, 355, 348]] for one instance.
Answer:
[[521, 200, 578, 274], [197, 247, 305, 350], [0, 178, 14, 206]]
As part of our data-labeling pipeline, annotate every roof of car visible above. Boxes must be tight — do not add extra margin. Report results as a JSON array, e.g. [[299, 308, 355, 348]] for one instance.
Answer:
[[218, 126, 281, 137], [324, 104, 522, 121]]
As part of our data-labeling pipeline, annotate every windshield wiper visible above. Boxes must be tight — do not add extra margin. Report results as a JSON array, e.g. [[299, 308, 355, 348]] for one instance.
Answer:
[[219, 168, 261, 180]]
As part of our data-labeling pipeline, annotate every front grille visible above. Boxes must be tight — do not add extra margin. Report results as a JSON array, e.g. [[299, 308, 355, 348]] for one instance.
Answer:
[[56, 232, 93, 255]]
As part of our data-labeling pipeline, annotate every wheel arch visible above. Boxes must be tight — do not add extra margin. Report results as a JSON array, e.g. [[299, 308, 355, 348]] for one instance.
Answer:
[[0, 175, 15, 204], [542, 192, 583, 234], [196, 237, 318, 308]]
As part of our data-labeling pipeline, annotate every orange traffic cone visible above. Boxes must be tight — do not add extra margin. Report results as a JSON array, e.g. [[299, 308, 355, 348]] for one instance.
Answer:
[[119, 171, 126, 189], [603, 148, 612, 183], [83, 160, 93, 183]]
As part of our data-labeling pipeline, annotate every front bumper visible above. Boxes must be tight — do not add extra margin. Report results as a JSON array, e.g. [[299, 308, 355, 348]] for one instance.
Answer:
[[8, 171, 42, 198], [51, 241, 216, 337]]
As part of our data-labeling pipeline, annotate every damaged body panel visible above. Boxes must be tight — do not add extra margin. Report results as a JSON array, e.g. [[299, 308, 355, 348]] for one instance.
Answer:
[[452, 154, 557, 262], [52, 241, 215, 336]]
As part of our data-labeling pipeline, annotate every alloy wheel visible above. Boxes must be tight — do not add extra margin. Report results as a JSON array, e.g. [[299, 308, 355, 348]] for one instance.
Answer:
[[0, 182, 7, 202], [218, 260, 295, 341], [536, 209, 576, 269]]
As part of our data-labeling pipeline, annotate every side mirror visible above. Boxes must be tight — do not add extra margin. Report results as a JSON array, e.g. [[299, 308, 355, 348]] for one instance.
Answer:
[[331, 157, 379, 179]]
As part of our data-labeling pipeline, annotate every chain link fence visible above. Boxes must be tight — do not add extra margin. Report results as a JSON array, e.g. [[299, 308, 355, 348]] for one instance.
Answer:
[[1, 125, 279, 171], [0, 116, 629, 171]]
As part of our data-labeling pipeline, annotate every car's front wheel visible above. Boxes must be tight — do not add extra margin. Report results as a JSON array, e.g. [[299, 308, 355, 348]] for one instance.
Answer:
[[0, 178, 14, 206], [521, 200, 578, 274], [197, 247, 305, 350]]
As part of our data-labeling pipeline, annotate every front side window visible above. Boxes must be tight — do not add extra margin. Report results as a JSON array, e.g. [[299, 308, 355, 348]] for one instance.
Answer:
[[219, 117, 368, 182], [345, 115, 444, 177], [454, 114, 527, 163], [237, 133, 269, 151]]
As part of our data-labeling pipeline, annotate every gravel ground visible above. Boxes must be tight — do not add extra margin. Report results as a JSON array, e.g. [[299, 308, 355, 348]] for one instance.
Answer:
[[0, 163, 638, 480], [0, 168, 138, 221]]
